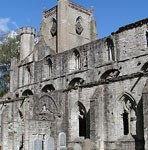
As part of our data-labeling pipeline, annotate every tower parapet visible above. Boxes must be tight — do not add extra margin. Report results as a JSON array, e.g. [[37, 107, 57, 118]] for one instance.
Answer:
[[20, 26, 36, 35]]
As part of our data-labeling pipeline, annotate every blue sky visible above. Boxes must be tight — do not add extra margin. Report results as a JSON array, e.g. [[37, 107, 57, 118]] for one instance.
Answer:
[[0, 0, 147, 38]]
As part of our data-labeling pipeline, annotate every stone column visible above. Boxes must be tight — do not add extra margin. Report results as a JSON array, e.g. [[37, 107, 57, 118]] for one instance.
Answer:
[[24, 98, 30, 150]]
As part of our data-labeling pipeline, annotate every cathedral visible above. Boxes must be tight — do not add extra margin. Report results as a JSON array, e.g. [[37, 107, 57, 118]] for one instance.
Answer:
[[0, 0, 148, 149]]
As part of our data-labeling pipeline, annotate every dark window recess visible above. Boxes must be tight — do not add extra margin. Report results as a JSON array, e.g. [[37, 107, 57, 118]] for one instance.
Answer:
[[78, 102, 90, 139], [123, 111, 129, 135], [41, 84, 55, 93], [146, 31, 148, 47], [79, 107, 87, 137], [22, 89, 33, 96], [106, 38, 115, 61]]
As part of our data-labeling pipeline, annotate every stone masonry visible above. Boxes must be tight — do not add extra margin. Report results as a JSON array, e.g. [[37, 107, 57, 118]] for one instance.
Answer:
[[0, 0, 148, 150]]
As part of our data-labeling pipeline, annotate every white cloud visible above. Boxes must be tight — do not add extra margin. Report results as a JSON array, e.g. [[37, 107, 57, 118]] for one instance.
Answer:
[[0, 18, 10, 33], [11, 21, 19, 29]]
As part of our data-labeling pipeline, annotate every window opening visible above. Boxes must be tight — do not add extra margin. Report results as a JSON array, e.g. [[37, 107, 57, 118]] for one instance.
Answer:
[[50, 18, 57, 37], [22, 89, 33, 96], [47, 58, 52, 76], [75, 16, 83, 35], [106, 38, 115, 61], [123, 110, 129, 135], [74, 50, 80, 70], [78, 102, 88, 138], [41, 84, 55, 93]]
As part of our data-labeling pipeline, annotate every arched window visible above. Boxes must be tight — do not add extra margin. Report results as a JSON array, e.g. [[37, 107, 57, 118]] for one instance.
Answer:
[[44, 56, 52, 77], [22, 89, 33, 96], [123, 110, 129, 135], [106, 37, 115, 61], [47, 58, 52, 76], [69, 50, 81, 72], [78, 102, 87, 138], [74, 50, 80, 70], [68, 77, 85, 88], [119, 93, 137, 136], [75, 16, 83, 35], [24, 64, 31, 85], [100, 69, 120, 80], [50, 18, 57, 37], [41, 84, 55, 93]]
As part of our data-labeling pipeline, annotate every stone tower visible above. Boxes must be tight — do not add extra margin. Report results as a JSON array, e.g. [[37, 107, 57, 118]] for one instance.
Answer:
[[40, 0, 98, 53], [20, 26, 36, 62]]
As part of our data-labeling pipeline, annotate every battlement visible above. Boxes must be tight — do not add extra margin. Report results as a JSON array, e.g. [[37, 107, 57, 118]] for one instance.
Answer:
[[68, 1, 93, 16], [42, 6, 57, 18], [20, 26, 36, 35]]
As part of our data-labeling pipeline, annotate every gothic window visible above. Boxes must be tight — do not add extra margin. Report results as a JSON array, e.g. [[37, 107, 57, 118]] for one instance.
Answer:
[[24, 64, 32, 85], [106, 38, 115, 61], [146, 31, 148, 47], [100, 69, 120, 80], [68, 77, 85, 88], [69, 50, 81, 72], [41, 84, 55, 93], [78, 102, 87, 138], [47, 58, 52, 77], [75, 16, 83, 35], [120, 93, 137, 136], [50, 18, 57, 37], [74, 50, 81, 70], [123, 110, 129, 135], [22, 89, 33, 96]]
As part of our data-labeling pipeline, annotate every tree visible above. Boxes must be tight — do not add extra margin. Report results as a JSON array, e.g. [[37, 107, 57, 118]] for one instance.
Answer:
[[0, 34, 20, 97]]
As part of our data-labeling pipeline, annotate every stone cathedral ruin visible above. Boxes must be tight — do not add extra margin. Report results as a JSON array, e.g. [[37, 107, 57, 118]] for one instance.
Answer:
[[1, 0, 148, 149]]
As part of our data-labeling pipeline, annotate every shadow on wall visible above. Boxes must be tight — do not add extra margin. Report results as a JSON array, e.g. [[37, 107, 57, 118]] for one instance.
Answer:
[[135, 98, 144, 150]]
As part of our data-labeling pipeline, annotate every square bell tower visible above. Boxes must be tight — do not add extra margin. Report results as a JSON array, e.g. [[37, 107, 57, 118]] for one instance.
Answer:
[[40, 0, 98, 53]]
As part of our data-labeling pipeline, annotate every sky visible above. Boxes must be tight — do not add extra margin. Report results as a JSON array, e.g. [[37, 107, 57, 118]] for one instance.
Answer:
[[0, 0, 147, 38]]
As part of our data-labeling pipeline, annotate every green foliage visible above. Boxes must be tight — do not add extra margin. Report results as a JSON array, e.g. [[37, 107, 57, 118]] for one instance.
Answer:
[[0, 34, 20, 97]]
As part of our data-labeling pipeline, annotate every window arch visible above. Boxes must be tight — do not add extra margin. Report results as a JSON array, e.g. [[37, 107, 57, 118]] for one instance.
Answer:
[[47, 58, 52, 76], [119, 92, 137, 136], [68, 77, 85, 88], [106, 37, 115, 61], [78, 102, 87, 138], [46, 58, 52, 76], [75, 16, 83, 35], [69, 50, 81, 72], [22, 89, 33, 96], [50, 17, 57, 37], [24, 64, 31, 85], [74, 50, 80, 70], [100, 69, 120, 80], [41, 84, 55, 93]]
